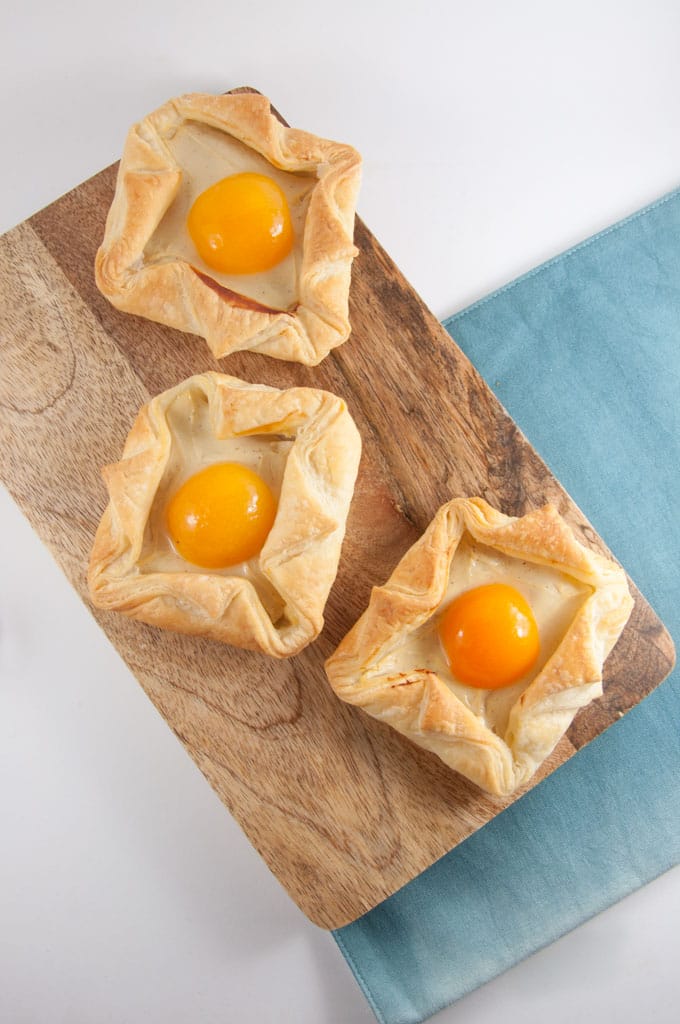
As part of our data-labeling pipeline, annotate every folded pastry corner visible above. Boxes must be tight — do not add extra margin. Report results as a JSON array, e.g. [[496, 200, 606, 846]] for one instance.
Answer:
[[325, 497, 633, 795], [95, 91, 362, 365], [88, 371, 361, 657]]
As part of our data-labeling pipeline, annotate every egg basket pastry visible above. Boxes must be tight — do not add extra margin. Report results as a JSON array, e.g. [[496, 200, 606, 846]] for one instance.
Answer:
[[95, 92, 362, 365], [88, 372, 361, 657], [325, 497, 634, 796]]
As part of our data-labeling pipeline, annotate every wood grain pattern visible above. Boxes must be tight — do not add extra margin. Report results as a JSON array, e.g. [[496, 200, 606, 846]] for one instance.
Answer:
[[0, 110, 674, 928]]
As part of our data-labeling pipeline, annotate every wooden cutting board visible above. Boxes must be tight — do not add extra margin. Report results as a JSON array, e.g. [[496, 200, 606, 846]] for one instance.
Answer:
[[0, 92, 674, 929]]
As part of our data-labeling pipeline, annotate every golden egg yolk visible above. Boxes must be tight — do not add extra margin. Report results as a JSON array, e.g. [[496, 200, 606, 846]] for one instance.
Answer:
[[438, 583, 540, 689], [187, 172, 294, 275], [165, 462, 277, 569]]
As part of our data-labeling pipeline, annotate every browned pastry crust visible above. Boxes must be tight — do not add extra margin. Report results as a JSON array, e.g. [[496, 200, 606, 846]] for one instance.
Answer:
[[88, 372, 361, 657], [95, 92, 362, 365], [325, 497, 634, 795]]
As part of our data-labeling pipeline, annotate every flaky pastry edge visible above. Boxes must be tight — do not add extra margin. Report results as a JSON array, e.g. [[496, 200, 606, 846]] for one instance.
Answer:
[[325, 497, 633, 795], [88, 371, 361, 657], [95, 92, 362, 365]]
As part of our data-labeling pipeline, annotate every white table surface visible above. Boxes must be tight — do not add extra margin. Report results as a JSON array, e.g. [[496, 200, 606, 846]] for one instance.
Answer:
[[1, 2, 679, 1022]]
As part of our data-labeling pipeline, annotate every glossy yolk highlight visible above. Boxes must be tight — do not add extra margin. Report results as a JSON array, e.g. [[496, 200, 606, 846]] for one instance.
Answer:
[[187, 172, 294, 275], [165, 462, 277, 569], [437, 583, 540, 689]]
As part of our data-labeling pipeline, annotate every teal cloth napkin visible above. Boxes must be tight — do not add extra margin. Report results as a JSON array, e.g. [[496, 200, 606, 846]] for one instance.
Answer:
[[333, 188, 680, 1024]]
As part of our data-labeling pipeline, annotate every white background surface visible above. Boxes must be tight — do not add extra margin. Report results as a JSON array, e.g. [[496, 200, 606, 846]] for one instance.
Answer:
[[1, 2, 679, 1021]]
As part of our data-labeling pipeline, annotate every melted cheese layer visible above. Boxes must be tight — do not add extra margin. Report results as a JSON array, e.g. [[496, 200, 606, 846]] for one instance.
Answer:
[[377, 535, 591, 738], [145, 122, 315, 310], [139, 388, 292, 622]]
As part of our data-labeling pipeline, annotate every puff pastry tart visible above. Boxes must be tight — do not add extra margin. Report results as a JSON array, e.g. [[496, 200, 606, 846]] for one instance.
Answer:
[[325, 497, 633, 796], [88, 372, 361, 657], [95, 92, 362, 365]]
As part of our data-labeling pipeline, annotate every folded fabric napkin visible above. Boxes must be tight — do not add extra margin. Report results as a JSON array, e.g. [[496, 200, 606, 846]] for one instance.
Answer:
[[333, 187, 680, 1024]]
